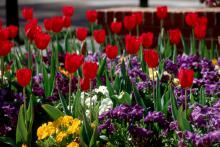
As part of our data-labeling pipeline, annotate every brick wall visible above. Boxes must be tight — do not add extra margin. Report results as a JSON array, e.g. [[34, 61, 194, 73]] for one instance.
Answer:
[[96, 7, 220, 49]]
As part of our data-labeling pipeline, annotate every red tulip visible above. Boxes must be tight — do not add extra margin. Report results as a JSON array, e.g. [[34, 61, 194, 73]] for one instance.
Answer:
[[168, 29, 182, 45], [125, 35, 140, 55], [0, 40, 13, 57], [93, 29, 106, 44], [16, 68, 32, 87], [156, 6, 168, 20], [194, 24, 206, 40], [80, 78, 90, 91], [8, 25, 19, 39], [105, 45, 118, 60], [185, 12, 198, 27], [196, 16, 208, 26], [132, 12, 143, 26], [178, 68, 194, 89], [44, 18, 52, 31], [63, 16, 72, 28], [124, 15, 136, 31], [143, 49, 159, 68], [0, 28, 9, 40], [25, 19, 42, 40], [62, 5, 74, 17], [86, 10, 97, 23], [82, 62, 98, 79], [65, 53, 84, 74], [22, 8, 33, 21], [51, 16, 64, 33], [34, 32, 51, 50], [110, 21, 122, 34], [140, 32, 154, 48], [76, 27, 88, 42]]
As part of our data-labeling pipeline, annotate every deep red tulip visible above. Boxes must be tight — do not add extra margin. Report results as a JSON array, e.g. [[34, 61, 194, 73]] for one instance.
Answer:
[[51, 16, 64, 33], [196, 16, 208, 26], [25, 19, 42, 40], [156, 6, 168, 20], [110, 21, 122, 34], [125, 35, 141, 55], [93, 29, 106, 44], [194, 24, 206, 40], [76, 27, 88, 42], [132, 12, 143, 26], [168, 29, 182, 45], [8, 25, 19, 39], [22, 8, 33, 21], [16, 68, 32, 87], [105, 45, 118, 60], [178, 68, 194, 89], [123, 15, 136, 31], [63, 16, 72, 28], [43, 18, 52, 31], [82, 61, 98, 79], [185, 12, 198, 27], [0, 28, 9, 40], [140, 32, 154, 48], [86, 10, 97, 23], [143, 49, 159, 68], [0, 40, 13, 57], [80, 78, 90, 91], [62, 5, 74, 17], [65, 53, 84, 74], [34, 32, 51, 50]]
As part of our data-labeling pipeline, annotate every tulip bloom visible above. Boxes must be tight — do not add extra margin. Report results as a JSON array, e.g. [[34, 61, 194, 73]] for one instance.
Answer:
[[196, 16, 208, 26], [185, 12, 198, 27], [63, 16, 72, 28], [22, 8, 33, 21], [110, 21, 122, 34], [51, 16, 64, 33], [0, 28, 9, 40], [168, 29, 182, 45], [34, 32, 51, 50], [132, 12, 143, 26], [43, 18, 52, 31], [125, 35, 140, 55], [156, 6, 168, 20], [62, 6, 74, 17], [65, 53, 84, 74], [123, 15, 136, 31], [178, 68, 194, 89], [140, 32, 154, 48], [105, 45, 118, 60], [0, 40, 13, 57], [143, 49, 159, 68], [25, 19, 42, 40], [7, 25, 18, 39], [194, 24, 206, 40], [76, 27, 88, 42], [82, 62, 98, 79], [86, 10, 97, 23], [16, 68, 32, 87], [80, 78, 90, 91], [93, 29, 106, 44]]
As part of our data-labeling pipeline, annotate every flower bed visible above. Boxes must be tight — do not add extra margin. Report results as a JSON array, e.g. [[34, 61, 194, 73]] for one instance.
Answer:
[[0, 5, 219, 147]]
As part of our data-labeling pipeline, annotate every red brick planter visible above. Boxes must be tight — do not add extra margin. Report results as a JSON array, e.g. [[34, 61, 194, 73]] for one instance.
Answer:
[[96, 7, 220, 49]]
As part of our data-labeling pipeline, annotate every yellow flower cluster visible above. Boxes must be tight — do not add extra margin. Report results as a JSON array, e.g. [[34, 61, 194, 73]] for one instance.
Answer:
[[37, 116, 81, 145]]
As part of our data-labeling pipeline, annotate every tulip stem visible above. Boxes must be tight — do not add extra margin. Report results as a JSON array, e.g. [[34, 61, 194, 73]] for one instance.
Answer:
[[185, 89, 187, 111], [152, 68, 156, 110], [90, 23, 95, 53], [136, 25, 139, 37], [23, 87, 27, 121], [173, 45, 177, 62], [1, 57, 4, 85], [68, 75, 72, 110]]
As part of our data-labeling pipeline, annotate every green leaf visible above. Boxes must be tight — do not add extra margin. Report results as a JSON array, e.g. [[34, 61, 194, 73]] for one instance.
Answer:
[[177, 106, 192, 131], [155, 78, 162, 111], [170, 86, 178, 120], [58, 90, 71, 115], [16, 105, 28, 144], [199, 87, 206, 105], [97, 57, 106, 77], [106, 76, 114, 97], [73, 90, 82, 118], [133, 85, 146, 109], [42, 63, 50, 97], [117, 92, 131, 105], [0, 136, 16, 147], [42, 104, 64, 120], [89, 127, 98, 147], [113, 75, 121, 93]]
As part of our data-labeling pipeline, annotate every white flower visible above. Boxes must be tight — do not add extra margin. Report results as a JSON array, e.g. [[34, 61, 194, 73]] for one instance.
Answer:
[[99, 98, 113, 115], [94, 86, 109, 97], [85, 95, 97, 107]]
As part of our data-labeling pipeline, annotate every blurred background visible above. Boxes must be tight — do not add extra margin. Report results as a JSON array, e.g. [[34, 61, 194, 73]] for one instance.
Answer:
[[0, 0, 204, 27]]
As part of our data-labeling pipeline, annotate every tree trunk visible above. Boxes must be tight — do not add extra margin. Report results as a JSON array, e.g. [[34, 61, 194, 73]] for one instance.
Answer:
[[140, 0, 148, 7]]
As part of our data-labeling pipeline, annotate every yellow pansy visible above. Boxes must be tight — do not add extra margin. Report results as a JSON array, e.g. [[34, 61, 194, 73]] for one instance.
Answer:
[[173, 78, 180, 87], [66, 142, 79, 147], [67, 119, 81, 134], [56, 131, 68, 143], [37, 122, 56, 140], [212, 59, 218, 65], [149, 68, 158, 81]]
